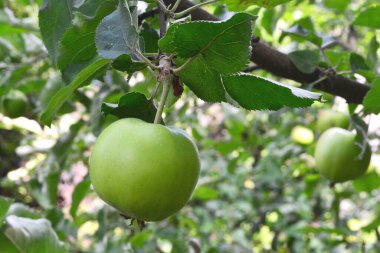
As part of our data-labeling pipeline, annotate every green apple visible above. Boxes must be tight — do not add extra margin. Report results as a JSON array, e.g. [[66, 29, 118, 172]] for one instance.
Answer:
[[291, 126, 314, 145], [315, 127, 371, 182], [1, 90, 28, 118], [89, 118, 200, 222], [316, 109, 349, 133]]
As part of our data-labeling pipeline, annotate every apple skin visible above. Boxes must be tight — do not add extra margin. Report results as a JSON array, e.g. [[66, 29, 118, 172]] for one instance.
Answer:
[[316, 109, 349, 133], [315, 127, 371, 183], [1, 90, 28, 118], [291, 126, 314, 145], [89, 118, 200, 221]]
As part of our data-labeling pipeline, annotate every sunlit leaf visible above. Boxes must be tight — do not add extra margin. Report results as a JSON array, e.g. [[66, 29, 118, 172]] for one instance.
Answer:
[[222, 74, 322, 110], [5, 216, 66, 253], [352, 5, 380, 29], [41, 58, 109, 125], [160, 13, 256, 74]]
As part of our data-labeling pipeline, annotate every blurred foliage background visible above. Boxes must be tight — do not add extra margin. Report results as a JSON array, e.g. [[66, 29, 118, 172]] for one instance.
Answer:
[[1, 0, 380, 252]]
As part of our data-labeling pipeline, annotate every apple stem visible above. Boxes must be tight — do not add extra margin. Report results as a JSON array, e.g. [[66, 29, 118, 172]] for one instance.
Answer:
[[154, 78, 171, 124]]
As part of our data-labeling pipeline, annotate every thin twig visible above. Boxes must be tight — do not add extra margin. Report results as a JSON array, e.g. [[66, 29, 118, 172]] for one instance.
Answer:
[[156, 0, 170, 15], [173, 56, 194, 73], [309, 76, 328, 87], [158, 1, 168, 38], [174, 0, 218, 19], [375, 228, 380, 243], [154, 78, 170, 124], [170, 0, 182, 12], [243, 65, 262, 72], [135, 50, 158, 69], [154, 0, 172, 124], [143, 53, 159, 57]]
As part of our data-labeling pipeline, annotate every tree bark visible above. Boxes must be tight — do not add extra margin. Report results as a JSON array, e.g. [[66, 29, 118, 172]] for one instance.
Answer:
[[162, 0, 371, 104]]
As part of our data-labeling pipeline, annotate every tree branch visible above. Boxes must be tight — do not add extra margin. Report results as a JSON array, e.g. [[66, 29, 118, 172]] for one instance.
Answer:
[[251, 42, 369, 104], [163, 0, 371, 104], [163, 0, 218, 21], [138, 8, 159, 25]]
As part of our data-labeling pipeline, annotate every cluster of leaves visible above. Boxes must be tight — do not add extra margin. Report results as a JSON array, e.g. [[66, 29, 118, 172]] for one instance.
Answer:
[[37, 0, 324, 126], [0, 0, 379, 252]]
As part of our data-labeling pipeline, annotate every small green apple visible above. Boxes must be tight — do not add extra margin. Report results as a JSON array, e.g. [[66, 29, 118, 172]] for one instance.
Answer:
[[291, 126, 314, 145], [1, 90, 28, 118], [89, 118, 200, 222], [315, 127, 371, 182], [316, 109, 349, 133]]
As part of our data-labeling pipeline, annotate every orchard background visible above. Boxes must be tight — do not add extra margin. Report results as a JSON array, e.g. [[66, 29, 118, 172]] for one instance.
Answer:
[[1, 0, 380, 252]]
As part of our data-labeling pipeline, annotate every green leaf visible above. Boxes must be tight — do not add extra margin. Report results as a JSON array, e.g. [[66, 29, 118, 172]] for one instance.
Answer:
[[95, 0, 141, 61], [367, 35, 379, 69], [295, 226, 347, 236], [160, 13, 256, 74], [288, 50, 319, 74], [221, 0, 253, 11], [362, 217, 380, 232], [130, 230, 153, 248], [6, 203, 41, 219], [261, 9, 275, 34], [349, 53, 370, 73], [249, 0, 291, 8], [223, 0, 291, 10], [194, 186, 218, 201], [40, 58, 109, 125], [57, 0, 118, 71], [38, 0, 74, 65], [41, 171, 60, 209], [112, 54, 146, 73], [101, 92, 158, 123], [5, 216, 67, 253], [0, 196, 13, 226], [37, 76, 65, 113], [51, 121, 84, 164], [363, 78, 380, 114], [158, 22, 179, 53], [323, 0, 350, 13], [0, 232, 20, 253], [353, 171, 380, 193], [281, 24, 322, 46], [70, 179, 91, 218], [351, 114, 371, 161], [0, 66, 30, 96], [140, 23, 159, 53], [176, 57, 226, 102], [352, 5, 380, 29], [77, 0, 110, 16], [324, 50, 350, 71], [222, 74, 322, 110]]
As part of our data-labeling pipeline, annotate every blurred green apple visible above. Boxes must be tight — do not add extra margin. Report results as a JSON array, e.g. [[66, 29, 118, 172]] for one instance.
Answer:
[[291, 126, 314, 145], [1, 90, 28, 118], [315, 128, 371, 182], [316, 109, 349, 133]]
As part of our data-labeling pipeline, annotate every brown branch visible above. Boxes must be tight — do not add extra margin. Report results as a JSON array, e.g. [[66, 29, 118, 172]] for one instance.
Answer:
[[138, 8, 159, 25], [163, 0, 371, 104], [163, 0, 218, 21]]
